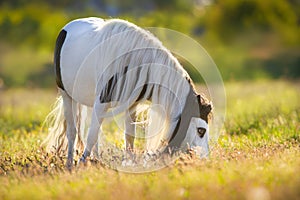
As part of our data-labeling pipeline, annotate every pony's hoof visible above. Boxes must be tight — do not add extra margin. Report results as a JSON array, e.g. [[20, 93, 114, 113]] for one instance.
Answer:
[[66, 159, 73, 171], [78, 157, 87, 167]]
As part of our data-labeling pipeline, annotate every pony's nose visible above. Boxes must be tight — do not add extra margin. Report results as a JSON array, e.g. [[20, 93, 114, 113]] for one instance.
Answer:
[[191, 144, 209, 158]]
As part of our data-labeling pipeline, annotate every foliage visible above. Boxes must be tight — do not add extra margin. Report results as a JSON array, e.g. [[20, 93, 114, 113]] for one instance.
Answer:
[[1, 0, 298, 48], [0, 4, 68, 49], [0, 81, 299, 199], [0, 0, 299, 87], [204, 0, 299, 45]]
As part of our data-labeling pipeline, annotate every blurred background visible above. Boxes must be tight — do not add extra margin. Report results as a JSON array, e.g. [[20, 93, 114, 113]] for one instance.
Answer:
[[0, 0, 299, 88]]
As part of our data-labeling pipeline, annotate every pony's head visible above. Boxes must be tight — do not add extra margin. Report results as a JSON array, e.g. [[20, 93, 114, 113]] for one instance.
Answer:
[[185, 93, 212, 157]]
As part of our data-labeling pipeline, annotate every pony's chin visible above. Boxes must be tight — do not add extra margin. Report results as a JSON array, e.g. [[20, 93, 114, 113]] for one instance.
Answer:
[[191, 145, 209, 158]]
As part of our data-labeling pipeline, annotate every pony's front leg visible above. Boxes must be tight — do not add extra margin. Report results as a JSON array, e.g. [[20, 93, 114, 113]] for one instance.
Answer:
[[125, 107, 136, 151], [80, 101, 108, 164], [122, 107, 136, 167], [60, 89, 77, 170]]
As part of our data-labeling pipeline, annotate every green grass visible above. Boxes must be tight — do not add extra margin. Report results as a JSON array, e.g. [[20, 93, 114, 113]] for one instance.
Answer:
[[0, 80, 300, 200]]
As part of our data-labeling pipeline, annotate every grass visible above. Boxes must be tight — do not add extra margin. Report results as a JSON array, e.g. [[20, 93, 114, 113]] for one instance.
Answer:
[[0, 80, 299, 200]]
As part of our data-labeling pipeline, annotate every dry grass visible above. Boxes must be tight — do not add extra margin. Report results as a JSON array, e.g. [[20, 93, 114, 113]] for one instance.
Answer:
[[0, 80, 299, 200]]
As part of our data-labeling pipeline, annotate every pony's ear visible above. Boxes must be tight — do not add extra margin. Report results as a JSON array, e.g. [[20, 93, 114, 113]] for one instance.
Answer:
[[198, 94, 213, 122], [203, 103, 212, 115], [200, 103, 212, 123]]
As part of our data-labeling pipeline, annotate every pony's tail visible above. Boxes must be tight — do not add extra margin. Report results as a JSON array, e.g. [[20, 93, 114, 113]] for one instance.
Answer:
[[42, 96, 67, 155], [42, 95, 89, 156]]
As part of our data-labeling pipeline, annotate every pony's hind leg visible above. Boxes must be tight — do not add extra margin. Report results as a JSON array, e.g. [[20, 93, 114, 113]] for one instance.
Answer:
[[60, 89, 77, 169], [125, 106, 136, 151], [80, 100, 108, 164]]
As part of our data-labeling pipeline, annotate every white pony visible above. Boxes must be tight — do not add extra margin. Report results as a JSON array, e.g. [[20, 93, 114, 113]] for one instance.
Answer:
[[43, 17, 212, 169]]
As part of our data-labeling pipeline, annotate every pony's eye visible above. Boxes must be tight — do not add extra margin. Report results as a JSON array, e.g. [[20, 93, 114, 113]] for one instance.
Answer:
[[197, 127, 206, 138]]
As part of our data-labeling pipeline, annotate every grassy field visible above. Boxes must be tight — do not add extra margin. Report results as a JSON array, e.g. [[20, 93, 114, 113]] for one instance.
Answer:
[[0, 80, 299, 200]]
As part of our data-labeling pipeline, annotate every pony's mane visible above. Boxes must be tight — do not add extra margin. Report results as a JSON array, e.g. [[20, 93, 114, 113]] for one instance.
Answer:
[[97, 18, 194, 89]]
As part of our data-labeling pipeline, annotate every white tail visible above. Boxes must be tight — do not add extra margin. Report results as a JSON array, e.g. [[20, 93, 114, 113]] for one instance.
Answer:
[[42, 95, 90, 156]]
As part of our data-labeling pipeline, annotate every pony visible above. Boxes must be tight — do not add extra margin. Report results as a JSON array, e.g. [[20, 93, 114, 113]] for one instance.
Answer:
[[43, 17, 212, 169]]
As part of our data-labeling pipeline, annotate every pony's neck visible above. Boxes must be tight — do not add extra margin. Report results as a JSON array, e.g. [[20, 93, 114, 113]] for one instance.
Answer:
[[167, 86, 200, 150], [182, 87, 200, 117]]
